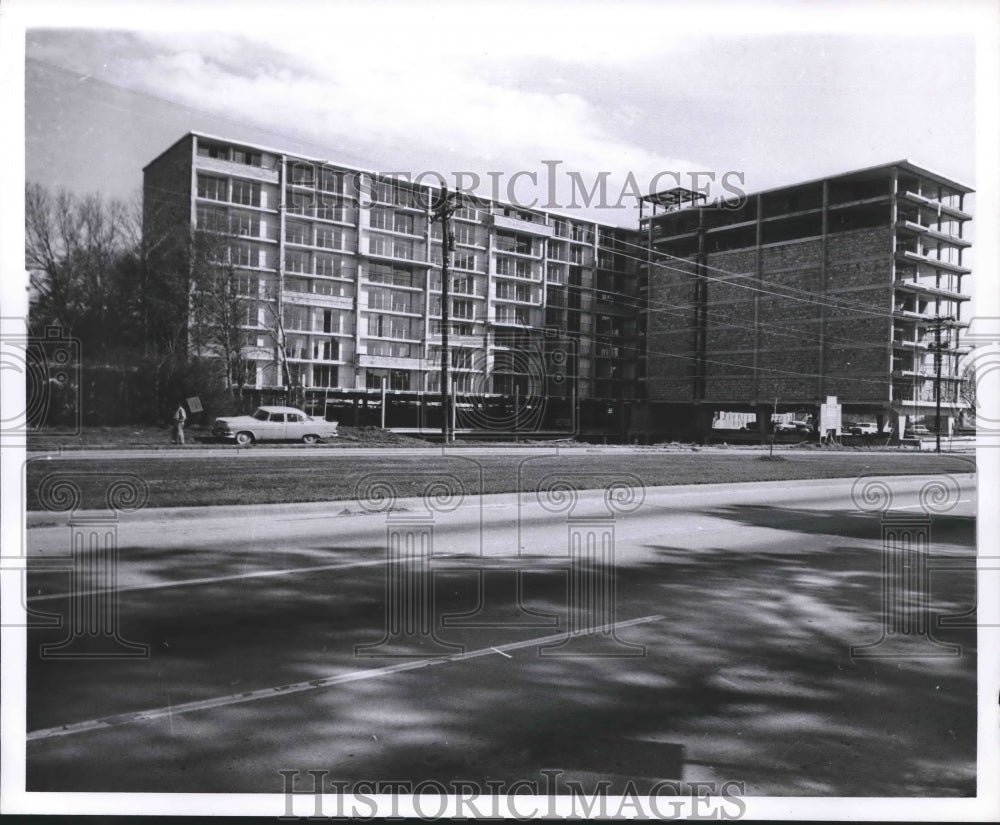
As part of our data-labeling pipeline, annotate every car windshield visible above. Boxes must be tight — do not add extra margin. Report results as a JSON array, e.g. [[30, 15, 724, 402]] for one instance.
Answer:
[[252, 409, 270, 421]]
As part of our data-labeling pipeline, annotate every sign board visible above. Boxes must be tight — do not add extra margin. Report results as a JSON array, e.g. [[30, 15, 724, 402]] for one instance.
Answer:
[[186, 396, 204, 414], [820, 395, 842, 435]]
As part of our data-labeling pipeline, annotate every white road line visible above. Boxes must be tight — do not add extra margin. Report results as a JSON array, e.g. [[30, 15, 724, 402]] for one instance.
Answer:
[[25, 614, 664, 743], [896, 499, 973, 511]]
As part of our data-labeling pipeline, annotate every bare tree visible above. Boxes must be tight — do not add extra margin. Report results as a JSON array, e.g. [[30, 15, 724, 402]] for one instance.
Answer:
[[189, 230, 253, 397], [959, 361, 977, 425], [260, 283, 293, 395], [25, 183, 133, 350]]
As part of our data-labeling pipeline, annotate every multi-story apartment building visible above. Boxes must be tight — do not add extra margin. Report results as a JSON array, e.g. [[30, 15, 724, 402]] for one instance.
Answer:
[[143, 132, 641, 433], [640, 161, 973, 438], [145, 136, 972, 440]]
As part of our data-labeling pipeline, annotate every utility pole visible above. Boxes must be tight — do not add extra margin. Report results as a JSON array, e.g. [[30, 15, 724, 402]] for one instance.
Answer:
[[930, 315, 955, 454], [431, 187, 458, 443]]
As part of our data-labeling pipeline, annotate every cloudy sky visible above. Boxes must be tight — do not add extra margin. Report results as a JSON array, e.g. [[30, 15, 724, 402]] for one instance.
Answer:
[[11, 0, 989, 226]]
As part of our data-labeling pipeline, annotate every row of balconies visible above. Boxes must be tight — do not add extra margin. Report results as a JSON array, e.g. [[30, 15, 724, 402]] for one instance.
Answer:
[[894, 219, 971, 249], [894, 249, 970, 276], [196, 150, 614, 243], [900, 190, 972, 221]]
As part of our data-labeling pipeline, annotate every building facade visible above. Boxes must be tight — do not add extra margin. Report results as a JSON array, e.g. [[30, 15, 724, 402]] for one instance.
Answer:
[[144, 137, 972, 439], [640, 161, 973, 437], [143, 133, 641, 432]]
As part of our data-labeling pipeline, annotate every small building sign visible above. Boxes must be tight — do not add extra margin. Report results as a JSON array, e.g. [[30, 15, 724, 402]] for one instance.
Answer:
[[186, 396, 203, 414], [820, 395, 842, 435]]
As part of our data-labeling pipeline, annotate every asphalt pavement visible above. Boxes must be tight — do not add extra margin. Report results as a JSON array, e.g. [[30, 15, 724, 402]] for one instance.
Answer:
[[16, 474, 983, 799]]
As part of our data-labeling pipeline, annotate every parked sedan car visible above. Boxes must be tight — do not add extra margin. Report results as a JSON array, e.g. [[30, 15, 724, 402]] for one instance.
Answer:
[[212, 406, 339, 445]]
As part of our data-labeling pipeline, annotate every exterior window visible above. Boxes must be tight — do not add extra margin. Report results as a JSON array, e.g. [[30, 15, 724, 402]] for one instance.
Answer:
[[285, 250, 308, 273], [375, 181, 419, 209], [231, 212, 260, 237], [367, 315, 417, 340], [312, 340, 339, 360], [286, 221, 310, 245], [368, 287, 415, 313], [317, 308, 344, 333], [320, 169, 342, 193], [452, 299, 474, 319], [243, 303, 260, 327], [289, 161, 316, 186], [370, 208, 394, 231], [369, 235, 390, 257], [229, 244, 253, 267], [283, 305, 309, 331], [496, 282, 531, 302], [394, 213, 416, 235], [454, 251, 478, 271], [316, 227, 344, 250], [369, 234, 415, 259], [369, 341, 413, 358], [495, 306, 530, 325], [287, 191, 311, 216], [454, 224, 477, 246], [197, 175, 227, 201], [196, 205, 227, 231], [311, 279, 346, 297], [232, 180, 261, 207], [312, 365, 338, 387], [316, 196, 345, 222], [315, 254, 348, 278], [496, 257, 533, 278], [495, 233, 536, 255], [235, 274, 259, 296], [197, 143, 228, 160], [368, 264, 421, 288], [232, 148, 262, 166]]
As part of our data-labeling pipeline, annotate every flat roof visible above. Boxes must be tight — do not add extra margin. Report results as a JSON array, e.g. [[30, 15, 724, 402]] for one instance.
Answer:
[[645, 160, 973, 221], [143, 131, 638, 231]]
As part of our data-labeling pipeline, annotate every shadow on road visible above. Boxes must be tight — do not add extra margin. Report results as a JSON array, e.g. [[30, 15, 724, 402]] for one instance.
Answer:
[[26, 504, 977, 796]]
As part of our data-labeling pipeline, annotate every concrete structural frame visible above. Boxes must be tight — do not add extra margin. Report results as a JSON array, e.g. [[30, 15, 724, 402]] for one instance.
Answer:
[[144, 137, 973, 440], [640, 161, 973, 438], [142, 132, 642, 431]]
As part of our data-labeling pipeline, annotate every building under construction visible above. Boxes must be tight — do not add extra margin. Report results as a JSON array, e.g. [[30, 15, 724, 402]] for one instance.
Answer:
[[143, 136, 973, 441], [636, 161, 973, 440]]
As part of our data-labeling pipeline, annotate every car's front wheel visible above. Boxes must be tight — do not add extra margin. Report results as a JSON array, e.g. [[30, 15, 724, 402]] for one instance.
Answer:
[[235, 431, 254, 446], [302, 434, 320, 444]]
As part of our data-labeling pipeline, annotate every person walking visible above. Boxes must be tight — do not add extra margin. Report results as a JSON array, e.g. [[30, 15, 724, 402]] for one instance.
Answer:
[[172, 402, 187, 445]]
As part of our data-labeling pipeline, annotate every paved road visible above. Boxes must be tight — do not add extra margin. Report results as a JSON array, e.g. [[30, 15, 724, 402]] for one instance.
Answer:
[[16, 474, 981, 801]]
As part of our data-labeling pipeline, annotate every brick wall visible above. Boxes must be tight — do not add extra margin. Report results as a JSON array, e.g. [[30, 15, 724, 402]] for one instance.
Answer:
[[143, 136, 193, 241], [645, 223, 894, 405]]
